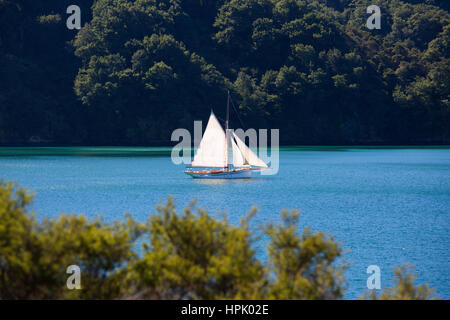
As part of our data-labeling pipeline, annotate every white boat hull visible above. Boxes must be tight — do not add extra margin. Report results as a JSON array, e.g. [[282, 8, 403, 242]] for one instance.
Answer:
[[185, 169, 252, 179]]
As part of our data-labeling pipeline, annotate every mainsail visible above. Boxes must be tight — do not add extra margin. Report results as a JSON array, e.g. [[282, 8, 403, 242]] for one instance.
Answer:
[[232, 132, 268, 168], [191, 112, 227, 167]]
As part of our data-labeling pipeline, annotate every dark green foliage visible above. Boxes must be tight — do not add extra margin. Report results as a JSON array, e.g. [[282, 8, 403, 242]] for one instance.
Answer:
[[0, 0, 449, 145]]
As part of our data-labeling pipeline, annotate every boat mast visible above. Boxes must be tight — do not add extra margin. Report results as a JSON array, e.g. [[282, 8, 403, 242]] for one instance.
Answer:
[[225, 90, 230, 171]]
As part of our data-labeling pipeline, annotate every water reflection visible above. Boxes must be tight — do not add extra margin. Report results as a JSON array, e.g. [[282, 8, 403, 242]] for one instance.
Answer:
[[193, 177, 266, 185]]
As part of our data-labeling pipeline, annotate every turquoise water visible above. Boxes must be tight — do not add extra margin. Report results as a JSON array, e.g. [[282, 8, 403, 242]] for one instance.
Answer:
[[0, 146, 449, 299]]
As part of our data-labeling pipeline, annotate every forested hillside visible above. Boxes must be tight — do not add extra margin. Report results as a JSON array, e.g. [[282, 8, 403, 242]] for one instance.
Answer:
[[0, 0, 449, 145]]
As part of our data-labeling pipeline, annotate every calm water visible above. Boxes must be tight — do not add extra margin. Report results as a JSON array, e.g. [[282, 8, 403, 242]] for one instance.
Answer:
[[0, 146, 449, 299]]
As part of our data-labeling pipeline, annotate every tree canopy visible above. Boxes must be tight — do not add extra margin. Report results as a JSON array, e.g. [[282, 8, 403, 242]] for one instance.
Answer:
[[0, 0, 448, 145]]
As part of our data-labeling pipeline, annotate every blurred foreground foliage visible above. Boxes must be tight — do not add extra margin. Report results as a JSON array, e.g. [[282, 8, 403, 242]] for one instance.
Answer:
[[0, 180, 437, 299]]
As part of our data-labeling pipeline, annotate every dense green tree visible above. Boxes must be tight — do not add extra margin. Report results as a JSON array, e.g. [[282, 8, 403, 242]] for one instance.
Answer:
[[0, 180, 143, 299], [128, 199, 265, 299], [264, 209, 345, 299], [0, 0, 448, 144]]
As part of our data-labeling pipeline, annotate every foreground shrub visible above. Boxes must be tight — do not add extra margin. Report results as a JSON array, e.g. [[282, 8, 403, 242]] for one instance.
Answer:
[[0, 180, 436, 299]]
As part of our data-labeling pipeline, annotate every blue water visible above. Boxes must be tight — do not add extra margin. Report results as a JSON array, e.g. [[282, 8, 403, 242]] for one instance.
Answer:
[[0, 146, 449, 299]]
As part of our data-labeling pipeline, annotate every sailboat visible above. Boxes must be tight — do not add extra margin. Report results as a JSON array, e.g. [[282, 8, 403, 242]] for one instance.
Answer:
[[185, 91, 268, 179]]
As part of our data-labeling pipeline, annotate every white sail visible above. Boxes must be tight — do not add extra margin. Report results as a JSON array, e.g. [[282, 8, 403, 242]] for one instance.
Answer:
[[231, 136, 246, 167], [232, 132, 268, 168], [191, 112, 227, 167]]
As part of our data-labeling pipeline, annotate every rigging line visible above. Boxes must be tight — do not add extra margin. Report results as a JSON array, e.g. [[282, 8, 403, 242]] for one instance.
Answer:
[[216, 115, 226, 123], [229, 93, 246, 129]]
